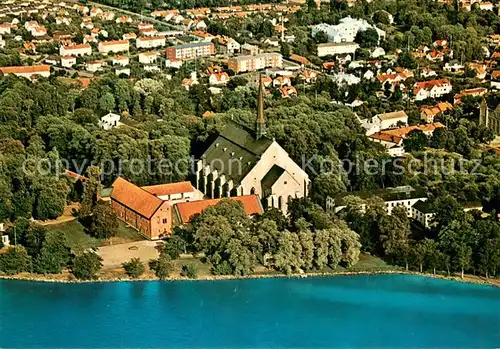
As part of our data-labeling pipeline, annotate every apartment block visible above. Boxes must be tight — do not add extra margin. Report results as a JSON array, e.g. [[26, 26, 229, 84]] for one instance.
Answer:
[[166, 42, 215, 60], [228, 53, 282, 73]]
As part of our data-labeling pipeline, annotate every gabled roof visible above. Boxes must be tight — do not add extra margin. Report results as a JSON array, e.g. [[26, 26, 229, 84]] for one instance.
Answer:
[[111, 177, 163, 218], [201, 121, 274, 183], [174, 195, 263, 223], [376, 110, 408, 121], [141, 181, 194, 197]]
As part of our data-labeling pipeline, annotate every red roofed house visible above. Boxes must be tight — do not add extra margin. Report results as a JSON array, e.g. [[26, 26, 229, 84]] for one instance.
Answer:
[[413, 79, 452, 101], [60, 43, 92, 56], [111, 177, 260, 239], [420, 102, 453, 123], [453, 87, 487, 105], [111, 178, 203, 239], [208, 71, 229, 85], [0, 65, 50, 79], [98, 40, 130, 54], [173, 195, 263, 224]]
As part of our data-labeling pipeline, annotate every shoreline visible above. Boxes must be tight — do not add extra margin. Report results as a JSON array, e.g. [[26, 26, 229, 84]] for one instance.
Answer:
[[1, 269, 499, 288]]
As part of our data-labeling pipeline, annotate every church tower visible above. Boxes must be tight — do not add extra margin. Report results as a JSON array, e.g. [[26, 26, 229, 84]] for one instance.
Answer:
[[480, 97, 489, 127], [256, 76, 267, 139]]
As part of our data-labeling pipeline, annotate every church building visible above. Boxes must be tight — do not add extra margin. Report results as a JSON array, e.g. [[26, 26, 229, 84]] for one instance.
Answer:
[[194, 80, 310, 214], [479, 98, 500, 135]]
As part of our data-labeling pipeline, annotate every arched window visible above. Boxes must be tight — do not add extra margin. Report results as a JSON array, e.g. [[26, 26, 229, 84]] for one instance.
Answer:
[[250, 187, 256, 195], [278, 196, 283, 210]]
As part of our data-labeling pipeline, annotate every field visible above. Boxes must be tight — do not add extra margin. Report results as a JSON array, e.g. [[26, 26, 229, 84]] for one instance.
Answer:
[[46, 220, 145, 253]]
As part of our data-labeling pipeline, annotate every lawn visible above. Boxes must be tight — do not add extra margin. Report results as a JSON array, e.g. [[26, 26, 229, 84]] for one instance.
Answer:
[[46, 220, 145, 253]]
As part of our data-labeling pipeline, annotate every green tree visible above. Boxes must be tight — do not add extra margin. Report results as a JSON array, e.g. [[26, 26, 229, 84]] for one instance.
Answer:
[[71, 251, 103, 280], [379, 206, 410, 258], [122, 258, 145, 279], [150, 254, 172, 280], [34, 231, 72, 274], [86, 201, 118, 239], [0, 245, 32, 275], [163, 235, 186, 258], [404, 130, 428, 152]]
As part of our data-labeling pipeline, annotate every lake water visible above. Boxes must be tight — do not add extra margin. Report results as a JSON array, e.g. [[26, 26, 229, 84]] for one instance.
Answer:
[[1, 274, 500, 348]]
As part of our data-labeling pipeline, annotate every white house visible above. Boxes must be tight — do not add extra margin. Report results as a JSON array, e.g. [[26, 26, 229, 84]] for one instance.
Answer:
[[138, 51, 158, 65], [413, 79, 452, 101], [367, 132, 405, 157], [208, 71, 229, 85], [61, 55, 76, 68], [98, 40, 129, 54], [60, 43, 92, 56], [136, 36, 166, 49], [412, 200, 435, 229], [99, 112, 120, 130], [317, 42, 359, 57], [311, 17, 386, 44], [327, 186, 428, 218], [360, 110, 408, 135]]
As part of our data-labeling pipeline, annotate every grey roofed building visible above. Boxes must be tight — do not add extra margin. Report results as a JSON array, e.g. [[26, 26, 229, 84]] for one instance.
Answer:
[[332, 185, 427, 207], [193, 78, 310, 213], [200, 121, 273, 183]]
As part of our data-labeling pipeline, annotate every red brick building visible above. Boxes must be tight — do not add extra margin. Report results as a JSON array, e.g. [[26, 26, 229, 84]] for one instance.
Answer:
[[111, 177, 173, 239]]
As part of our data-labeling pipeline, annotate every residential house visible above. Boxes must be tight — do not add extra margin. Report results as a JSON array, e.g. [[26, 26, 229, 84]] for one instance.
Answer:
[[368, 132, 405, 157], [327, 185, 428, 218], [279, 85, 297, 98], [311, 17, 386, 44], [360, 110, 409, 135], [116, 15, 132, 24], [317, 42, 359, 57], [61, 55, 76, 68], [136, 36, 167, 49], [98, 40, 129, 54], [208, 71, 229, 85], [86, 60, 105, 72], [241, 43, 260, 55], [0, 65, 51, 79], [413, 79, 452, 101], [123, 32, 137, 41], [420, 102, 453, 123], [217, 36, 240, 54], [138, 51, 158, 64], [99, 112, 120, 130], [453, 87, 487, 105], [111, 56, 129, 66], [60, 43, 92, 56]]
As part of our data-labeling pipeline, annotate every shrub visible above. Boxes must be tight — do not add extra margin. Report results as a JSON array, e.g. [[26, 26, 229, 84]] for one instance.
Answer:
[[181, 263, 198, 279], [122, 258, 145, 279]]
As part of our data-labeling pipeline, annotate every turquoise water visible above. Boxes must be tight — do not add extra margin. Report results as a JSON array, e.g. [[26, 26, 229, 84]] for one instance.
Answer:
[[1, 274, 500, 348]]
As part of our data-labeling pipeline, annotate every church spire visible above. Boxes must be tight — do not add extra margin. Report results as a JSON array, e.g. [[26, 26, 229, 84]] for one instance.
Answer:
[[256, 74, 266, 139], [480, 97, 489, 127]]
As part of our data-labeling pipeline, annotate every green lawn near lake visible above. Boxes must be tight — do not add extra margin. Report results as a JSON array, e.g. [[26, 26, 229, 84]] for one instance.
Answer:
[[46, 219, 145, 253]]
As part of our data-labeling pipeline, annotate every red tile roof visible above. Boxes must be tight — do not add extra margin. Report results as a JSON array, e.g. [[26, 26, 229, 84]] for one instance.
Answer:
[[175, 195, 263, 223], [141, 181, 194, 197], [0, 65, 50, 74], [111, 177, 163, 218]]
